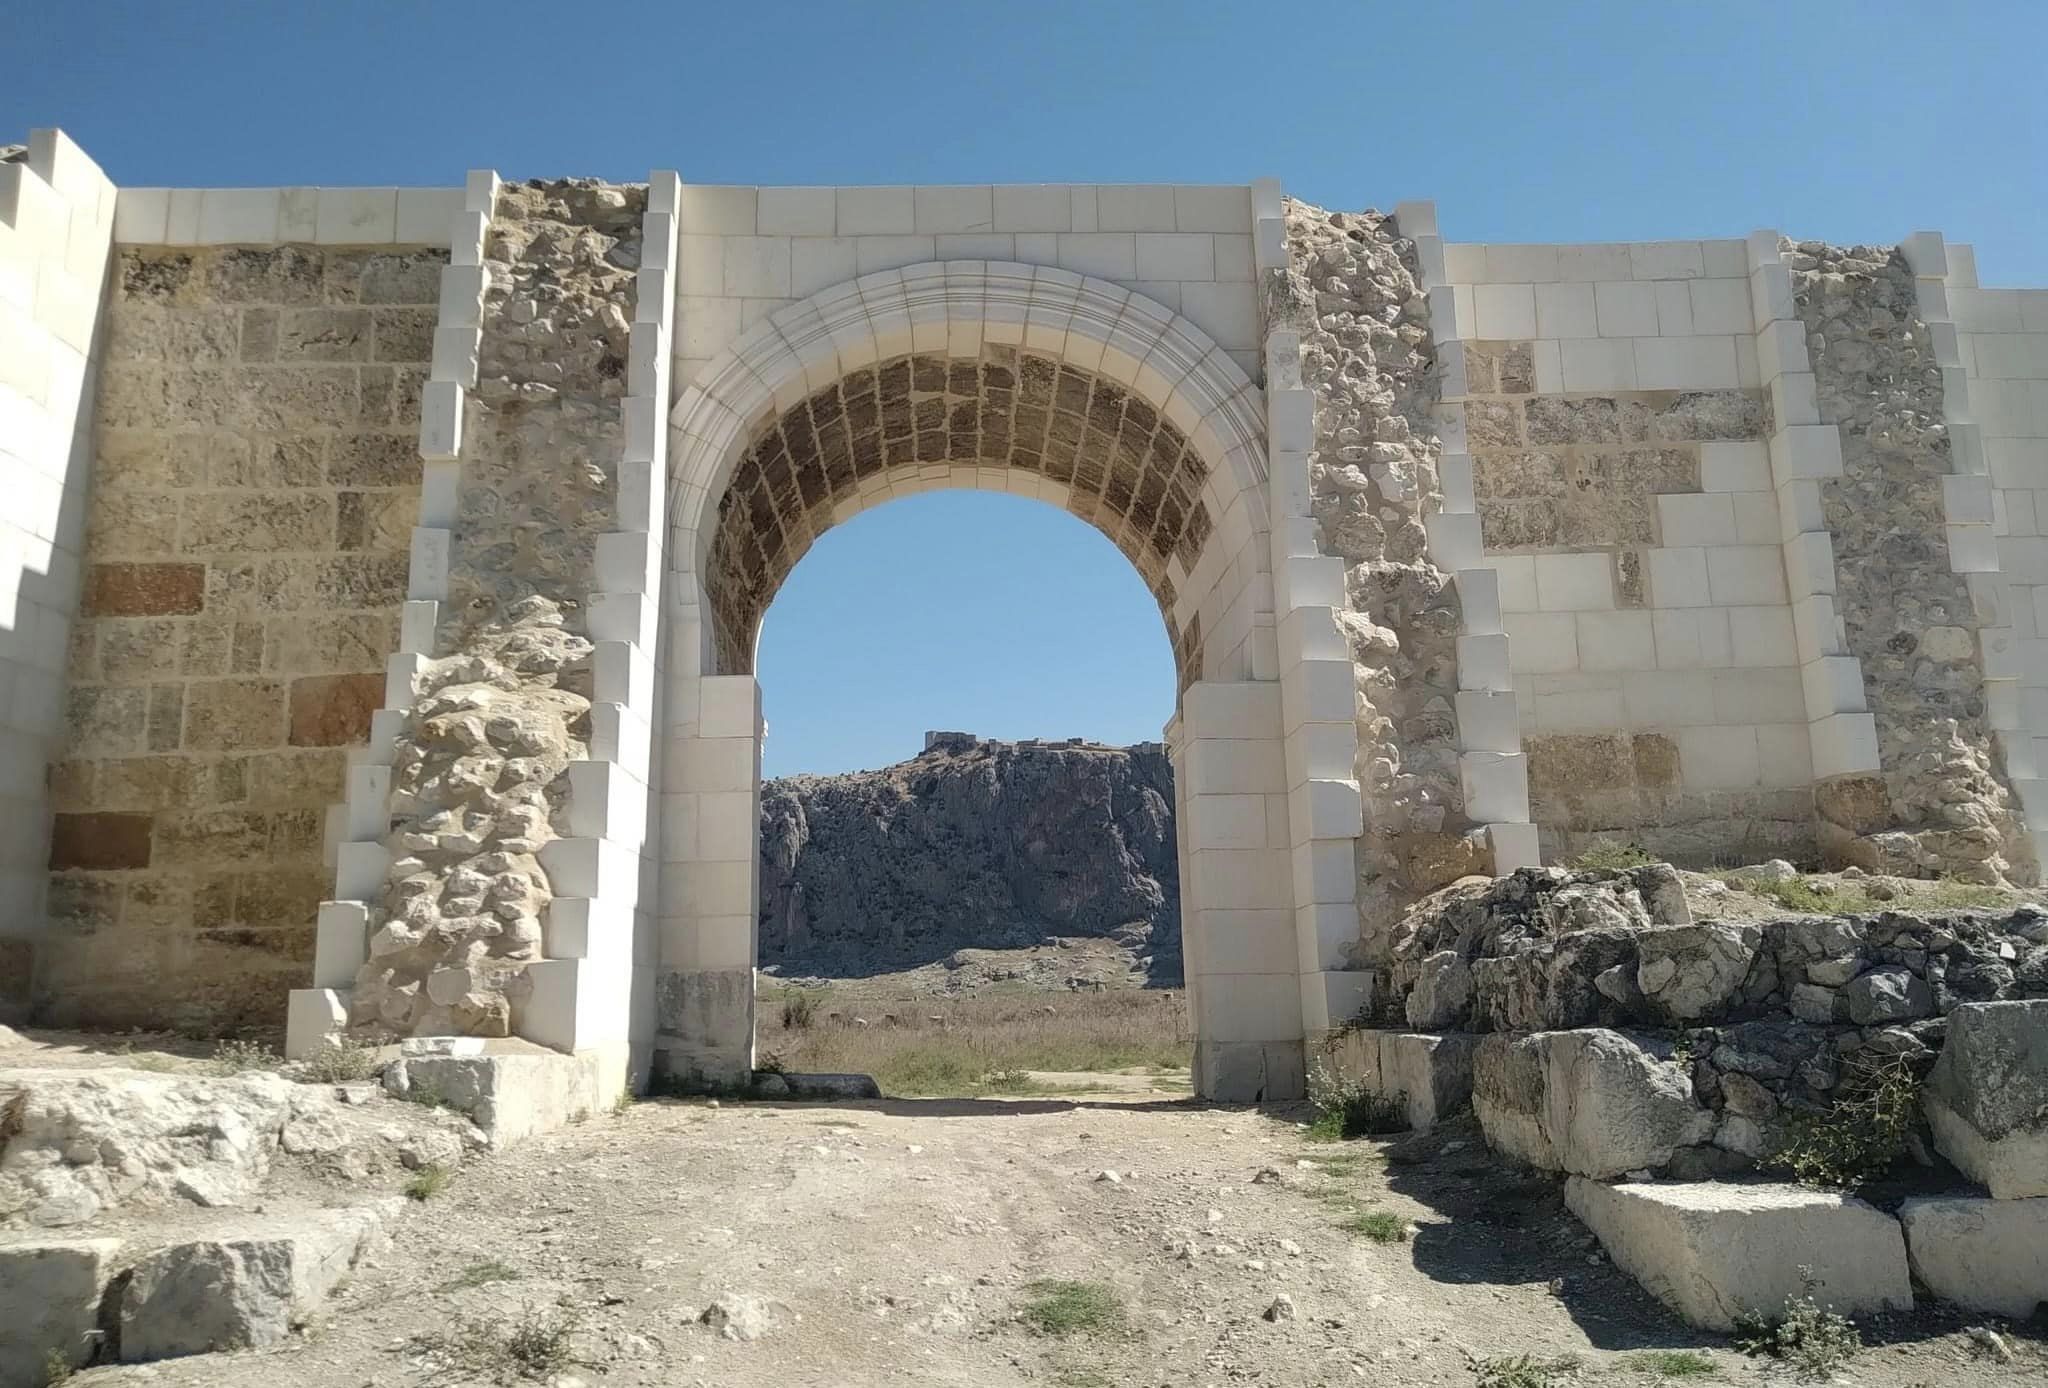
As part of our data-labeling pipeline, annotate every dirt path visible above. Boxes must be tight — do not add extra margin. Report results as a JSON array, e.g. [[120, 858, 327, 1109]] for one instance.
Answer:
[[79, 1094, 2039, 1388]]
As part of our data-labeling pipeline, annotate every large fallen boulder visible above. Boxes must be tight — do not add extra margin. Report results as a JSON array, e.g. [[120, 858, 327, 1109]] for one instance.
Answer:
[[1474, 1029, 1712, 1178], [120, 1203, 397, 1361], [0, 1237, 123, 1382], [1899, 1195, 2048, 1317], [1566, 1178, 1912, 1330], [1922, 999, 2048, 1198]]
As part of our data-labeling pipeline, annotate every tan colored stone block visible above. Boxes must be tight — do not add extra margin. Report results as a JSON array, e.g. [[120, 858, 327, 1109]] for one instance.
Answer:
[[231, 621, 265, 674], [48, 812, 154, 870], [96, 430, 202, 490], [270, 809, 323, 856], [115, 249, 198, 305], [228, 869, 327, 928], [1478, 498, 1561, 549], [211, 436, 323, 489], [83, 562, 205, 617], [153, 809, 273, 867], [238, 307, 279, 361], [1633, 733, 1681, 789], [182, 619, 232, 675], [357, 250, 446, 305], [370, 307, 436, 362], [263, 613, 394, 675], [182, 678, 286, 750], [242, 748, 347, 806], [178, 494, 334, 554], [310, 554, 408, 609], [48, 874, 122, 931], [237, 368, 360, 433], [48, 760, 95, 811], [337, 490, 416, 552], [203, 559, 306, 615], [1474, 449, 1566, 499], [326, 432, 416, 487], [201, 246, 326, 304], [147, 683, 184, 753], [85, 489, 182, 558], [287, 672, 385, 747], [276, 307, 372, 361], [1528, 734, 1635, 795], [96, 619, 183, 683], [95, 756, 203, 810], [65, 686, 149, 757]]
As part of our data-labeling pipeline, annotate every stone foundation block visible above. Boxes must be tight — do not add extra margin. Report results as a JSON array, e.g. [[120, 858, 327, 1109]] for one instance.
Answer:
[[1899, 1195, 2048, 1317], [1322, 1029, 1476, 1132], [1194, 1039, 1306, 1103], [1923, 1000, 2048, 1199], [120, 1206, 393, 1361], [1476, 1029, 1712, 1178], [0, 1238, 123, 1382], [384, 1042, 605, 1147], [1565, 1178, 1912, 1331]]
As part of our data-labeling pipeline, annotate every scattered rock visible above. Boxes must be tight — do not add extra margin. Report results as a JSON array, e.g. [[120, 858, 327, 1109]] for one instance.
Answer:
[[699, 1294, 785, 1341], [1262, 1294, 1297, 1323]]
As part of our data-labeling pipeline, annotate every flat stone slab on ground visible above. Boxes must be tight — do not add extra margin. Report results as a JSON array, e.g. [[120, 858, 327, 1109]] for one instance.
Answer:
[[385, 1043, 604, 1147], [1565, 1177, 1912, 1331], [0, 1237, 123, 1383], [1899, 1195, 2048, 1318]]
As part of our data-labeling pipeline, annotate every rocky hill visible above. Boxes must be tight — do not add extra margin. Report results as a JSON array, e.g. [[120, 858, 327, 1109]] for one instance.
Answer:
[[758, 732, 1181, 982]]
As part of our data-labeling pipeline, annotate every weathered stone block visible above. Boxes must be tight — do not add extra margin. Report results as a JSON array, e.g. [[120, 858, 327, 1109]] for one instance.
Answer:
[[120, 1207, 388, 1361], [82, 562, 205, 617], [0, 1238, 124, 1382], [47, 811, 153, 870], [183, 679, 287, 750], [1566, 1178, 1912, 1330], [1325, 1028, 1477, 1132], [1923, 1000, 2048, 1199], [1899, 1195, 2048, 1317], [178, 494, 335, 554], [1475, 1028, 1712, 1178], [385, 1044, 605, 1147], [287, 672, 384, 746]]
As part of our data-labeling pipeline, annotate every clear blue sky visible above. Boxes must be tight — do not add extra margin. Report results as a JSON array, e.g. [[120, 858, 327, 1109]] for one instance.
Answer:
[[9, 1, 2041, 774]]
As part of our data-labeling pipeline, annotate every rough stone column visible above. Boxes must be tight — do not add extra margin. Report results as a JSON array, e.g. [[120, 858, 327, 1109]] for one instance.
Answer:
[[1269, 200, 1471, 962], [349, 181, 646, 1037], [1789, 241, 2032, 883]]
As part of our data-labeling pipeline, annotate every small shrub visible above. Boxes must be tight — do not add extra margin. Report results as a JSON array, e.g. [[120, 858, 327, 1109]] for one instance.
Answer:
[[403, 1075, 448, 1110], [1307, 1060, 1409, 1141], [1474, 1353, 1581, 1388], [1571, 841, 1655, 872], [983, 1066, 1035, 1093], [300, 1035, 379, 1084], [209, 1038, 282, 1075], [1770, 1051, 1919, 1189], [1733, 1269, 1860, 1378], [1341, 1208, 1408, 1243], [1627, 1350, 1716, 1378], [405, 1163, 452, 1201], [41, 1348, 74, 1385], [1018, 1279, 1128, 1338], [420, 1305, 580, 1378], [780, 987, 824, 1030], [439, 1259, 520, 1292]]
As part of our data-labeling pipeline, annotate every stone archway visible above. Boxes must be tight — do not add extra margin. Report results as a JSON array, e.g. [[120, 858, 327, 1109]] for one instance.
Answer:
[[656, 263, 1311, 1100]]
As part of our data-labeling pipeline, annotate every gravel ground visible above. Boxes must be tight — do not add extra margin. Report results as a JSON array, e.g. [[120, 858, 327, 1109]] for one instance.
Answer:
[[65, 1091, 2044, 1388]]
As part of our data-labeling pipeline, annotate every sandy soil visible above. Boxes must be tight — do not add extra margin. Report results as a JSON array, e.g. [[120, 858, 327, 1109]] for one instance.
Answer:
[[64, 1091, 2041, 1388]]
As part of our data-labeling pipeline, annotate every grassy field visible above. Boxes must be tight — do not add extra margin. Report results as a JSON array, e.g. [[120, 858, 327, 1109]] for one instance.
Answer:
[[756, 984, 1191, 1096]]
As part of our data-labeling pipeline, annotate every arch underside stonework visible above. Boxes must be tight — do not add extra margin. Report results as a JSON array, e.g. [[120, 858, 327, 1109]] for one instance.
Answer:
[[656, 264, 1318, 1101], [704, 345, 1216, 682]]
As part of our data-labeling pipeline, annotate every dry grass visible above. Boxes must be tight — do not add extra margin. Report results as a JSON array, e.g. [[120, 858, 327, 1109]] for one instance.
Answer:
[[757, 986, 1189, 1096]]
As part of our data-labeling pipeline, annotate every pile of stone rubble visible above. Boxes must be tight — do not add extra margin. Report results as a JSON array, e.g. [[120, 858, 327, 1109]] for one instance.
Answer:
[[1327, 864, 2048, 1326]]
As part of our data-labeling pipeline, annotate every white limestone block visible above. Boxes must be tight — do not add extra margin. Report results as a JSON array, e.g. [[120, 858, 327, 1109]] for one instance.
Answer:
[[285, 988, 350, 1059], [1899, 1196, 2048, 1317], [312, 902, 371, 990], [1566, 1178, 1911, 1331]]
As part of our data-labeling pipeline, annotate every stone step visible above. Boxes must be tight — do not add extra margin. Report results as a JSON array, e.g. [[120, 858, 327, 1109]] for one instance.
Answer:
[[1899, 1194, 2048, 1318]]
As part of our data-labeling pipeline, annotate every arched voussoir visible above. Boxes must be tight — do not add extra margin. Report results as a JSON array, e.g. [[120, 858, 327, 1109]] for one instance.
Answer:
[[665, 263, 1269, 684]]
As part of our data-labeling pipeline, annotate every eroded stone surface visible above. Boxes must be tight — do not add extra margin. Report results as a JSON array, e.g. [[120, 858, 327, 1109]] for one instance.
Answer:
[[1898, 1194, 2048, 1316], [1566, 1177, 1912, 1330], [1273, 200, 1469, 939], [1790, 241, 2030, 884], [1923, 999, 2048, 1197], [0, 1237, 123, 1381], [1474, 1028, 1712, 1178]]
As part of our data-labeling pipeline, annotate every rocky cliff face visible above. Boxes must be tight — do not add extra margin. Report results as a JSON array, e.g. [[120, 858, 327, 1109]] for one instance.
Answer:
[[759, 733, 1181, 980]]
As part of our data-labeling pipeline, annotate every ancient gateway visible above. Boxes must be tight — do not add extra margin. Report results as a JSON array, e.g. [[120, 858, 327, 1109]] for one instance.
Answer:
[[6, 130, 2046, 1101]]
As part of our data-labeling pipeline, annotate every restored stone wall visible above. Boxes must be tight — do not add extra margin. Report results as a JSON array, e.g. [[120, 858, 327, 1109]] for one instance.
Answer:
[[39, 242, 442, 1031], [1790, 243, 2030, 884], [1272, 200, 1469, 955], [351, 180, 641, 1038]]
